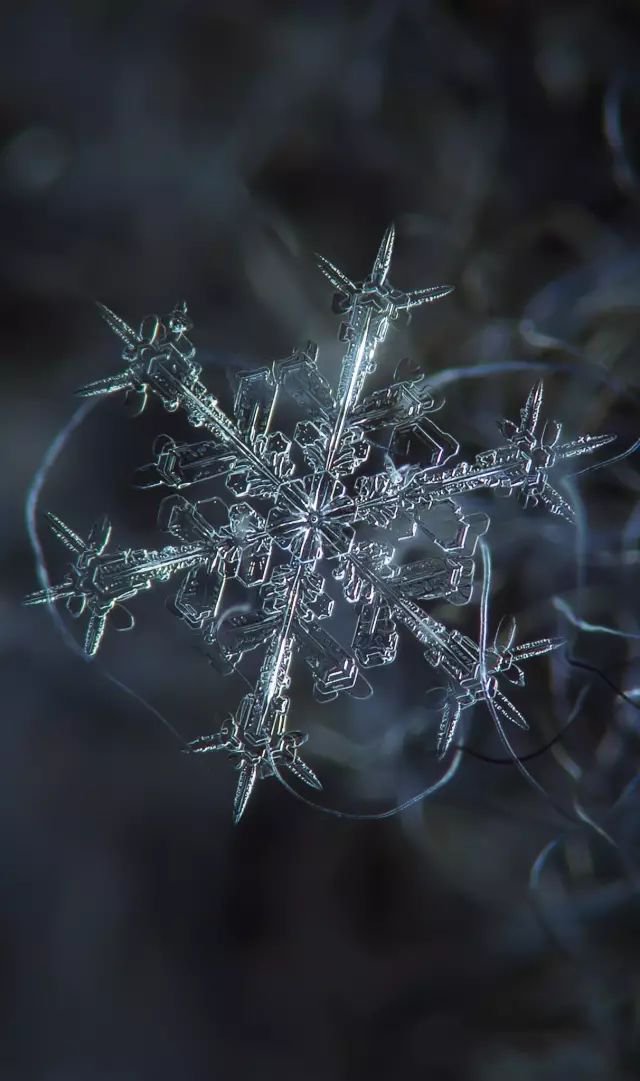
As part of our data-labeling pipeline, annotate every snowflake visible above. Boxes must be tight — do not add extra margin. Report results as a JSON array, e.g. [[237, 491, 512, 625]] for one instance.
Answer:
[[24, 226, 615, 822]]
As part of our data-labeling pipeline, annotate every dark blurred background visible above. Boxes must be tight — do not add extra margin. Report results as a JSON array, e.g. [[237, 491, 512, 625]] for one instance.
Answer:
[[2, 1, 640, 1078]]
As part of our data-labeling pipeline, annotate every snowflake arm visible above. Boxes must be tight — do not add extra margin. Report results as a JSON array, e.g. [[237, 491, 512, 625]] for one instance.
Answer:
[[78, 301, 301, 507], [316, 224, 452, 474], [327, 528, 562, 756], [23, 510, 215, 655], [388, 381, 615, 522], [186, 561, 324, 822]]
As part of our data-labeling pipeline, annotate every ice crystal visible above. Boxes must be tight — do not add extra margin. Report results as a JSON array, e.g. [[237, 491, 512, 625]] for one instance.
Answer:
[[24, 226, 616, 821]]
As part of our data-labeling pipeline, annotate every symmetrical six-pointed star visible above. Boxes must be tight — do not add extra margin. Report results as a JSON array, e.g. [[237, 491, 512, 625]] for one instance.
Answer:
[[25, 227, 615, 821]]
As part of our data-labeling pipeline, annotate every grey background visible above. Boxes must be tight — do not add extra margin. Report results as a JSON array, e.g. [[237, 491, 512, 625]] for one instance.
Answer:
[[1, 2, 640, 1078]]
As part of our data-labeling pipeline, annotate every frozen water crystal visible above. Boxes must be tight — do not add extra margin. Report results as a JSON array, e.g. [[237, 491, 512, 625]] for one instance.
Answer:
[[24, 226, 616, 821]]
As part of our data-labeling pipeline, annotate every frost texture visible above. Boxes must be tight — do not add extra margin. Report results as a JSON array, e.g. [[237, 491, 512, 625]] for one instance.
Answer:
[[24, 227, 616, 821]]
